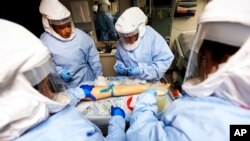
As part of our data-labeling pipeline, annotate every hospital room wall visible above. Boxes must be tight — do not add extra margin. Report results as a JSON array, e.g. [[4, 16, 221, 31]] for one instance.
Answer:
[[111, 0, 207, 49], [169, 0, 207, 48]]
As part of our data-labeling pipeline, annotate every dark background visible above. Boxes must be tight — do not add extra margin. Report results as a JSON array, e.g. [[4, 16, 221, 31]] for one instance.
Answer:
[[0, 0, 44, 37]]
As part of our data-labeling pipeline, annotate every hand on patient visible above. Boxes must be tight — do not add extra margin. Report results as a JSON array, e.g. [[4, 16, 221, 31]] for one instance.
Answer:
[[115, 64, 128, 76], [111, 106, 125, 118], [80, 85, 96, 101], [60, 69, 73, 82], [128, 67, 140, 76]]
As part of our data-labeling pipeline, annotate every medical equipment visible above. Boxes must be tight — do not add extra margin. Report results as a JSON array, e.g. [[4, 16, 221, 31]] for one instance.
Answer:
[[77, 76, 173, 127], [80, 76, 170, 100]]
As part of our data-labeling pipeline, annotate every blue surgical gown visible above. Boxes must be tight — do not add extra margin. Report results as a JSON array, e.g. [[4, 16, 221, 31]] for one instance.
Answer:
[[126, 93, 250, 141], [15, 106, 126, 141], [114, 26, 174, 81], [40, 28, 103, 88], [95, 12, 118, 41]]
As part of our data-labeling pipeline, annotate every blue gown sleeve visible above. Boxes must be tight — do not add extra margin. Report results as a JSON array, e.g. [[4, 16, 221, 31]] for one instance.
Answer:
[[65, 87, 85, 106], [87, 38, 103, 77], [106, 116, 126, 141], [114, 46, 126, 72], [40, 33, 63, 74], [14, 106, 126, 141], [126, 93, 168, 141], [137, 37, 174, 81]]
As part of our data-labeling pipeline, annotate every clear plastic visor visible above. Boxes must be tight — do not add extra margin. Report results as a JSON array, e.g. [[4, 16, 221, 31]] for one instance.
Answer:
[[184, 22, 249, 84], [49, 17, 71, 25], [187, 40, 239, 82], [119, 28, 139, 38], [23, 59, 67, 100]]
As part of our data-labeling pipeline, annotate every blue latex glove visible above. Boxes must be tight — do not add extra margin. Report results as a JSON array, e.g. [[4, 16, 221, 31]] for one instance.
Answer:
[[115, 64, 127, 76], [145, 89, 157, 95], [111, 106, 125, 118], [128, 67, 140, 76], [60, 69, 73, 82], [80, 85, 96, 101]]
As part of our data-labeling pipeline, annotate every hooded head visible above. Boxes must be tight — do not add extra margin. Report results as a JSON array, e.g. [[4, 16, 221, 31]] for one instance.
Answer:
[[0, 19, 70, 140], [115, 7, 147, 51], [98, 0, 111, 12], [99, 0, 111, 6], [182, 0, 250, 108], [39, 0, 76, 41]]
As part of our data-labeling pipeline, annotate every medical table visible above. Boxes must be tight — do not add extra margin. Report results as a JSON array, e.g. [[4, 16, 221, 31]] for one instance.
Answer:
[[76, 77, 174, 127], [172, 30, 196, 70]]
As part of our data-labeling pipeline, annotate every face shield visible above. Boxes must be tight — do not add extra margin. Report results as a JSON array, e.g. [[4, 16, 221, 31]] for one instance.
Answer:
[[184, 22, 250, 85], [118, 28, 139, 43], [23, 57, 68, 101], [49, 17, 71, 26]]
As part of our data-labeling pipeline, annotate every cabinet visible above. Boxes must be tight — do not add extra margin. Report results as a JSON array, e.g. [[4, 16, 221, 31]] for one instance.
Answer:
[[100, 53, 117, 77], [132, 0, 177, 44]]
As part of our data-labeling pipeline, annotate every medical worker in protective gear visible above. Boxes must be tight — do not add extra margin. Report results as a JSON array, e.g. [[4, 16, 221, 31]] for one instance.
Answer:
[[126, 0, 250, 141], [39, 0, 103, 88], [0, 18, 126, 141], [93, 1, 99, 14], [95, 0, 118, 41], [114, 7, 174, 81]]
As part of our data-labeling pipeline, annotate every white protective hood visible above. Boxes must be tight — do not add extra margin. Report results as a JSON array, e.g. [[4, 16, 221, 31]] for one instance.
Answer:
[[115, 7, 147, 51], [39, 0, 76, 41], [182, 0, 250, 108], [0, 19, 69, 140], [99, 0, 111, 6]]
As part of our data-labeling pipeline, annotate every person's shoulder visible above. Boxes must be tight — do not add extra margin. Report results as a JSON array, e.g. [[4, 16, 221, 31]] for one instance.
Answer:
[[40, 32, 52, 41], [75, 28, 91, 38], [116, 40, 123, 47], [146, 26, 160, 35], [146, 26, 166, 41], [75, 28, 85, 34], [40, 32, 49, 38]]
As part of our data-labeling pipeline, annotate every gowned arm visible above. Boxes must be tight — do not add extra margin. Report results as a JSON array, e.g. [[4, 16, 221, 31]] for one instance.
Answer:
[[138, 40, 174, 81], [126, 93, 168, 141], [105, 116, 126, 141], [88, 42, 103, 77], [114, 48, 126, 71]]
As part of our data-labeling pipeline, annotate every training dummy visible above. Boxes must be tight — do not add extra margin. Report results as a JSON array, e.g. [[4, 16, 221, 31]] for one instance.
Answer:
[[80, 76, 170, 100]]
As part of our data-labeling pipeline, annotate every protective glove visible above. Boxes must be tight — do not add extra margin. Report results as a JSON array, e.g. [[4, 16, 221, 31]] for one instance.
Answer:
[[111, 106, 125, 118], [115, 64, 127, 76], [128, 67, 140, 76], [60, 69, 73, 82], [80, 85, 96, 101], [144, 89, 157, 95]]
